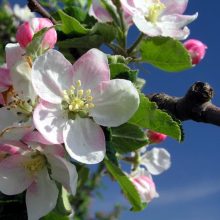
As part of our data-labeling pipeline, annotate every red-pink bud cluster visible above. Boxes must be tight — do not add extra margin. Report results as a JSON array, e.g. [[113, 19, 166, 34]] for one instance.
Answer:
[[16, 18, 57, 49], [184, 39, 207, 65]]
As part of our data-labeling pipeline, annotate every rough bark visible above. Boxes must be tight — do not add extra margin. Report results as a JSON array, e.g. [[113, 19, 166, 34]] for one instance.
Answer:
[[147, 81, 220, 126]]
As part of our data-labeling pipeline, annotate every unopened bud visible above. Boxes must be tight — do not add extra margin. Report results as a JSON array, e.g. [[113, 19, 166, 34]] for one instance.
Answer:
[[130, 170, 159, 203], [184, 39, 207, 65], [147, 130, 167, 143], [16, 18, 57, 49]]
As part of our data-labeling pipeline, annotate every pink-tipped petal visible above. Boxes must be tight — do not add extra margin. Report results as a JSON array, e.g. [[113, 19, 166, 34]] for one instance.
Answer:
[[22, 131, 54, 145], [161, 0, 189, 15], [26, 168, 58, 220], [91, 79, 139, 127], [71, 48, 110, 91], [0, 155, 32, 195], [32, 49, 73, 104], [33, 101, 65, 144], [0, 68, 11, 92], [63, 117, 106, 164], [89, 0, 113, 23]]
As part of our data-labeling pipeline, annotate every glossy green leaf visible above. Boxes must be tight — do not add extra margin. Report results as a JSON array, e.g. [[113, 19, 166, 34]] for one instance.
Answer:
[[140, 37, 192, 72], [110, 123, 148, 154], [104, 159, 146, 211], [129, 94, 183, 141], [58, 9, 89, 35]]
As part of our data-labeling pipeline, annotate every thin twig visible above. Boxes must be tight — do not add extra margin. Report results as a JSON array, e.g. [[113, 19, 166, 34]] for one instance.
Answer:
[[27, 0, 57, 24]]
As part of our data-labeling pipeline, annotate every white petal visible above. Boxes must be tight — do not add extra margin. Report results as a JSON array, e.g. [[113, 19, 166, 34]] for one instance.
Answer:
[[0, 118, 33, 142], [0, 107, 23, 132], [71, 48, 110, 91], [26, 168, 58, 220], [63, 117, 105, 164], [91, 79, 139, 127], [161, 0, 189, 15], [0, 155, 32, 195], [5, 43, 24, 70], [141, 148, 171, 175], [11, 59, 36, 101], [132, 13, 162, 36], [46, 154, 78, 195], [32, 49, 73, 104], [33, 100, 66, 144]]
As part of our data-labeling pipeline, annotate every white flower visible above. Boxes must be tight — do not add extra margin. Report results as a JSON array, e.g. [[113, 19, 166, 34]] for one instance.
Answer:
[[32, 48, 140, 164], [0, 136, 78, 220], [120, 0, 198, 40]]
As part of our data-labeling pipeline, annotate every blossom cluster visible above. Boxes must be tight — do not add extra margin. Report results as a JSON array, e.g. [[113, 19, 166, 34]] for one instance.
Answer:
[[0, 0, 208, 219], [0, 16, 140, 219]]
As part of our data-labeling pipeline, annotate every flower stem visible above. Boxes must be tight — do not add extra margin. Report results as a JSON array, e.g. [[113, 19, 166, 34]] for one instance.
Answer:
[[127, 33, 145, 55]]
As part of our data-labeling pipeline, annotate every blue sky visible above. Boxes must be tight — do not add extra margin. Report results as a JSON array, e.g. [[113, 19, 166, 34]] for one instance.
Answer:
[[7, 1, 220, 220]]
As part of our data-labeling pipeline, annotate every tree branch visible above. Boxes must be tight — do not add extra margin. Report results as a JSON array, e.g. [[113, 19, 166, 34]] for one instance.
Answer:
[[147, 81, 220, 126], [27, 0, 57, 24]]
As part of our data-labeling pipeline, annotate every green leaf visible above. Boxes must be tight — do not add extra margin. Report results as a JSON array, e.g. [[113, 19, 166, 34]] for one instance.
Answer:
[[129, 94, 183, 141], [58, 35, 104, 49], [90, 22, 117, 43], [104, 159, 146, 211], [41, 211, 70, 220], [140, 37, 192, 72], [58, 9, 89, 35], [26, 27, 50, 58], [63, 6, 88, 23], [109, 63, 137, 82], [110, 123, 148, 154]]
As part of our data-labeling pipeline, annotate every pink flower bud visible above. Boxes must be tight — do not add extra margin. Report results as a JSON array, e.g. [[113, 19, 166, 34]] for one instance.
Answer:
[[16, 18, 57, 49], [147, 130, 167, 144], [183, 39, 207, 65], [131, 175, 158, 203]]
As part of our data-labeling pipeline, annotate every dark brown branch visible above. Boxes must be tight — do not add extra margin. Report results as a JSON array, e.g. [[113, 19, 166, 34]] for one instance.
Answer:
[[27, 0, 57, 24], [147, 81, 220, 126]]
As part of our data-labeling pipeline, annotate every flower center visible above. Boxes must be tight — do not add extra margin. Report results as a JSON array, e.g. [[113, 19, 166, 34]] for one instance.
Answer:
[[62, 80, 95, 118], [6, 88, 33, 116], [146, 0, 165, 23], [23, 153, 46, 174]]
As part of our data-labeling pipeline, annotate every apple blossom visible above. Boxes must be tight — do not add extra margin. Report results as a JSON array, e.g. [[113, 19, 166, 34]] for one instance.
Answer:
[[0, 136, 78, 220], [120, 0, 198, 40], [129, 168, 159, 203], [16, 18, 57, 49], [147, 130, 167, 143], [32, 48, 140, 164], [0, 44, 36, 142], [184, 39, 207, 65]]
